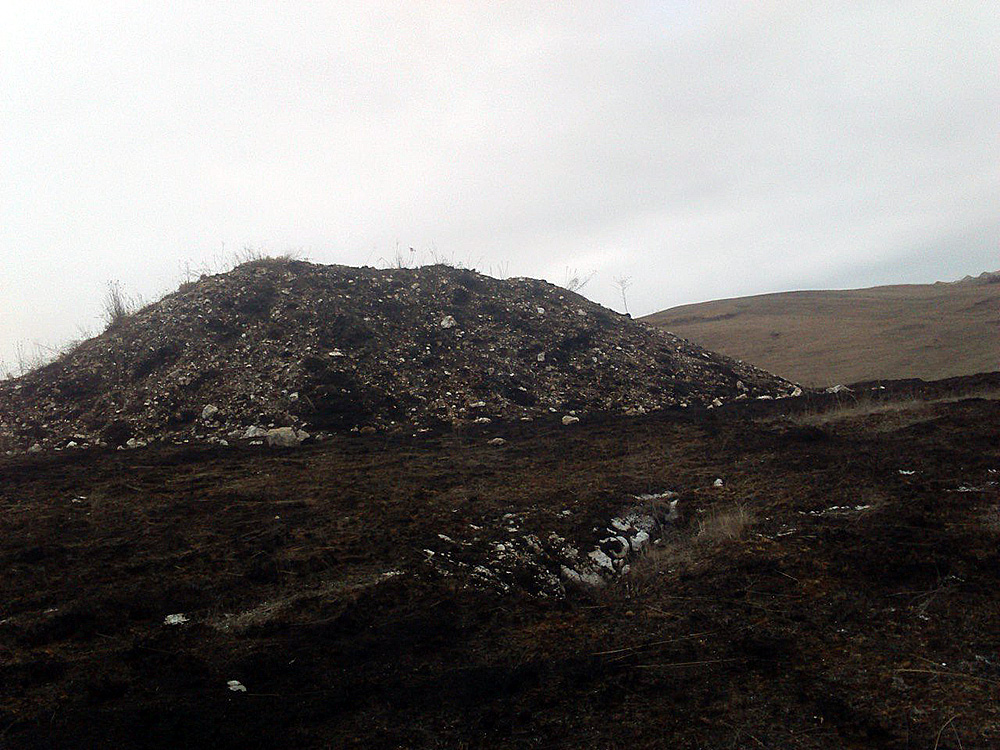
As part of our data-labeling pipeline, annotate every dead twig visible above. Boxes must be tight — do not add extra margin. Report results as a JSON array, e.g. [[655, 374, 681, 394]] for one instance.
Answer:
[[591, 630, 716, 657], [633, 657, 743, 669], [934, 714, 958, 750], [895, 668, 1000, 687]]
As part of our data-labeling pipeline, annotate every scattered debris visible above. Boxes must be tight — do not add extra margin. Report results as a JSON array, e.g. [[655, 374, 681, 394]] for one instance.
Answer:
[[0, 261, 790, 450], [953, 481, 998, 493], [799, 504, 873, 517], [826, 384, 852, 394], [423, 492, 679, 597]]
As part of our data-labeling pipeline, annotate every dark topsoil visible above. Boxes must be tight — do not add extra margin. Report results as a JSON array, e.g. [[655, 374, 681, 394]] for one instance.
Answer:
[[1, 373, 999, 749]]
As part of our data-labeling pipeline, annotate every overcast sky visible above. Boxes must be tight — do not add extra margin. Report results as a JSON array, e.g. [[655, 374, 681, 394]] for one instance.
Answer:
[[2, 1, 998, 373]]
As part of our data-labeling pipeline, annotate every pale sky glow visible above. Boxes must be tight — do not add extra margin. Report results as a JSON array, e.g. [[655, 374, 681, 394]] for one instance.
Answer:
[[2, 1, 998, 373]]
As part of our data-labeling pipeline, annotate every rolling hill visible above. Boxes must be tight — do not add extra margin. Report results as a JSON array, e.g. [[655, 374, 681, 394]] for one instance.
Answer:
[[643, 271, 1000, 387]]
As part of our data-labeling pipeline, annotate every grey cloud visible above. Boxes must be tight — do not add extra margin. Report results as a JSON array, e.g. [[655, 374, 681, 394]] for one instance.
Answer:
[[2, 1, 997, 371]]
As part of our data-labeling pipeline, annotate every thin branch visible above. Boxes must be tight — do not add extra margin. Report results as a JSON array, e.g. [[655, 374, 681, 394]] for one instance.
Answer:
[[633, 657, 743, 669], [934, 714, 958, 750]]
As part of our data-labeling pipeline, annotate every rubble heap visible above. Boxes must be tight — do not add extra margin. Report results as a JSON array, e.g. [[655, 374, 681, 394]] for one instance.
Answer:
[[0, 260, 793, 449]]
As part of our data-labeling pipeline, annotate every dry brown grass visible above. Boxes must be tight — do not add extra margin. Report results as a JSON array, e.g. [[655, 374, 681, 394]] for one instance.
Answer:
[[101, 280, 138, 329], [696, 504, 756, 543], [781, 387, 1000, 430], [622, 503, 756, 597]]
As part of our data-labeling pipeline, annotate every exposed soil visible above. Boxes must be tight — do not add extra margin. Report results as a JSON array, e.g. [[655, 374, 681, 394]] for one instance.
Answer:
[[2, 374, 999, 749]]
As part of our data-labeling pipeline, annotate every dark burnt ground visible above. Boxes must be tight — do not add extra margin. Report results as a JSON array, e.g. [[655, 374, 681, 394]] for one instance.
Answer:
[[1, 380, 999, 749]]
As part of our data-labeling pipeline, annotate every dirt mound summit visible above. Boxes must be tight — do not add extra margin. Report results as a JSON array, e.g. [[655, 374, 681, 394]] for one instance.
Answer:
[[0, 259, 792, 449]]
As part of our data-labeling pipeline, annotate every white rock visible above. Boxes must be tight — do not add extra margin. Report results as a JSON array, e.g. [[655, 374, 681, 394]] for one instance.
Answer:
[[227, 680, 247, 693], [266, 427, 302, 447], [243, 426, 268, 439], [588, 549, 615, 572], [712, 398, 724, 408], [201, 404, 220, 421], [561, 415, 580, 426], [164, 613, 189, 625], [440, 315, 457, 329], [288, 392, 299, 402], [329, 349, 345, 357], [28, 443, 42, 454], [610, 518, 630, 532], [790, 386, 803, 397], [630, 530, 650, 551], [826, 384, 852, 394], [713, 478, 724, 487], [66, 441, 78, 449], [560, 565, 605, 588], [488, 437, 506, 446], [603, 536, 631, 558]]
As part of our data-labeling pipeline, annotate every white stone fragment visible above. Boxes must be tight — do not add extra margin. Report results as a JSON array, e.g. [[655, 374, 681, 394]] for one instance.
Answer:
[[588, 549, 615, 572], [266, 427, 302, 447]]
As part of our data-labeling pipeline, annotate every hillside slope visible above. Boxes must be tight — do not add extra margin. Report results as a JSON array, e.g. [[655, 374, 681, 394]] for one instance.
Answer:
[[644, 272, 1000, 387], [0, 260, 791, 450]]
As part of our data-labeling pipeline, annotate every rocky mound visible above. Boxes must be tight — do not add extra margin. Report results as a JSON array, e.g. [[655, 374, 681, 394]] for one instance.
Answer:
[[0, 260, 793, 450]]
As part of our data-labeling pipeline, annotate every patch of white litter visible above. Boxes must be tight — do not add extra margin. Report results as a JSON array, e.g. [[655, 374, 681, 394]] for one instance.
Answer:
[[800, 505, 873, 517], [421, 491, 681, 597]]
